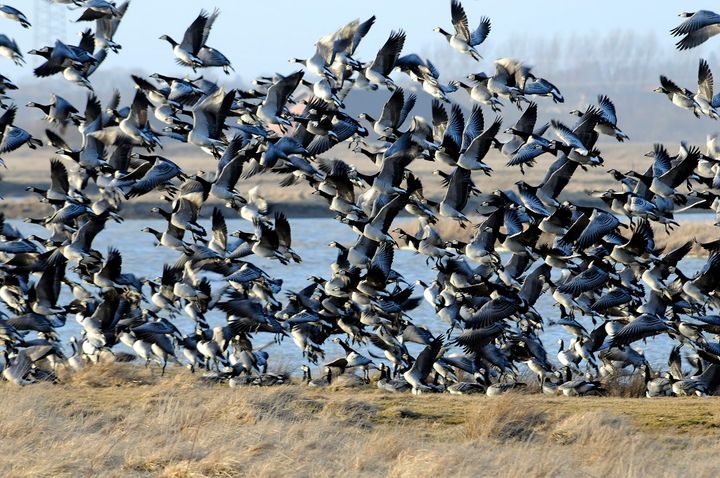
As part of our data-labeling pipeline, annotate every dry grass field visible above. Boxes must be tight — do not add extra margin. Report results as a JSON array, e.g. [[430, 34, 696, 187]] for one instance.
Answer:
[[1, 364, 719, 477]]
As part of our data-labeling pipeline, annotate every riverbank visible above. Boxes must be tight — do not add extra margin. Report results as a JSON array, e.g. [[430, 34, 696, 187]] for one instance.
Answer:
[[0, 142, 660, 220], [0, 364, 718, 477]]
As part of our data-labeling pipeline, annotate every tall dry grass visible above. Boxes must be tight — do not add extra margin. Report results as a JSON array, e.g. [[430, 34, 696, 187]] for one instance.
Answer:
[[0, 364, 719, 477]]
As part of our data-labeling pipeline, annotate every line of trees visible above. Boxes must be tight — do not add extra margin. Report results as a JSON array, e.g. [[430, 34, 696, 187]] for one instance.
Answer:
[[10, 30, 720, 145]]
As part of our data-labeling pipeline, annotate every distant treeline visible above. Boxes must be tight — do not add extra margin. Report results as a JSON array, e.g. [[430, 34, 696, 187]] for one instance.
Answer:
[[11, 30, 720, 146]]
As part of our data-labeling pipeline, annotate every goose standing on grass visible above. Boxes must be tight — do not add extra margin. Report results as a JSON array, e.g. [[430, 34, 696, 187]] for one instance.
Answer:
[[672, 364, 720, 396], [2, 349, 33, 385], [403, 336, 444, 394], [301, 364, 330, 387], [434, 0, 490, 61], [672, 10, 720, 51], [557, 367, 604, 396], [66, 336, 85, 371]]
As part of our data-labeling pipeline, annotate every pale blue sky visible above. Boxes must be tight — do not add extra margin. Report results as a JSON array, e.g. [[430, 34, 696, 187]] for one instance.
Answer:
[[0, 0, 715, 80]]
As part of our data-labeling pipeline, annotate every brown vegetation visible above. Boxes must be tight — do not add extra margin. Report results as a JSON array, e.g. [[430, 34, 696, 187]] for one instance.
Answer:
[[1, 364, 719, 477]]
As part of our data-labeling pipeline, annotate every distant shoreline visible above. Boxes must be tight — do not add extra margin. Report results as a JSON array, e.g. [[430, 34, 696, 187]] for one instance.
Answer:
[[0, 196, 714, 221], [0, 198, 338, 220]]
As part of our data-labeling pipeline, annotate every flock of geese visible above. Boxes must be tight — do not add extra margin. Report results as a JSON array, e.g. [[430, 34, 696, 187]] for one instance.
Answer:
[[0, 1, 719, 397]]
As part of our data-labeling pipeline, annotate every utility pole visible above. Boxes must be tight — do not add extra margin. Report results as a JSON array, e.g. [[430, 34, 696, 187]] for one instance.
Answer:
[[32, 0, 67, 65]]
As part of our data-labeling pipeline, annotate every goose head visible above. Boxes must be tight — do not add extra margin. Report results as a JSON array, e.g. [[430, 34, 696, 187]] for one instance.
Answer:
[[357, 112, 375, 124], [158, 35, 177, 47], [467, 72, 489, 81], [433, 27, 451, 38], [28, 47, 52, 58]]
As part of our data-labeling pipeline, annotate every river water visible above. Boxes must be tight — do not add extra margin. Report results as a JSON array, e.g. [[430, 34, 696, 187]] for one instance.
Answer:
[[12, 217, 712, 371]]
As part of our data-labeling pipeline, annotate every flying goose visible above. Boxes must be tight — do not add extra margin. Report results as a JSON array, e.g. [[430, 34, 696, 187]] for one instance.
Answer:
[[26, 94, 80, 130], [693, 59, 720, 119], [457, 115, 501, 172], [671, 10, 720, 51], [74, 0, 122, 21], [94, 0, 129, 52], [31, 32, 104, 89], [121, 155, 185, 198], [0, 34, 23, 65], [0, 4, 30, 28], [654, 75, 700, 117], [434, 0, 490, 61], [188, 87, 235, 155], [439, 167, 475, 224], [360, 87, 415, 139], [460, 73, 502, 111], [160, 9, 220, 70], [432, 101, 465, 166], [363, 30, 405, 90], [195, 20, 234, 73], [257, 70, 304, 128], [0, 104, 42, 153], [487, 58, 528, 105], [570, 95, 629, 141], [501, 102, 539, 158]]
